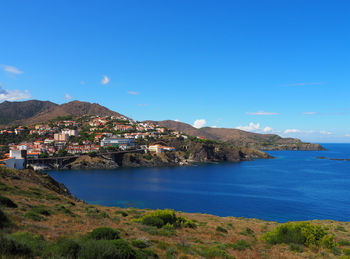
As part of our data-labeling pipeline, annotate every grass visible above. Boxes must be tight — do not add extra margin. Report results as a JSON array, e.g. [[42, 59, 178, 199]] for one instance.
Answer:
[[24, 211, 45, 221], [228, 239, 252, 251], [216, 226, 228, 233]]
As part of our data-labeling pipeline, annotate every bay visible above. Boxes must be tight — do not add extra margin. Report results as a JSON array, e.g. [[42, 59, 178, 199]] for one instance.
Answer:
[[48, 143, 350, 222]]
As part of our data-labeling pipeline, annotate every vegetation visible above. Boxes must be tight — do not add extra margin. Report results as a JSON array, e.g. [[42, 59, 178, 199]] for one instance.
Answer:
[[262, 222, 336, 248], [133, 209, 196, 229], [0, 195, 17, 208], [216, 226, 228, 233], [0, 167, 348, 259], [85, 227, 120, 240], [229, 240, 252, 251], [0, 208, 11, 228]]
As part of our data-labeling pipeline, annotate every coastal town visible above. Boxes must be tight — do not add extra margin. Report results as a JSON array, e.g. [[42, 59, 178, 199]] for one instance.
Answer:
[[0, 115, 184, 169]]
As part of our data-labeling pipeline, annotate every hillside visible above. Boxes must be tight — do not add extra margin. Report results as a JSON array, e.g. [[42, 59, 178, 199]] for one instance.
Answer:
[[146, 120, 325, 151], [0, 100, 127, 126], [0, 100, 58, 125], [0, 167, 348, 258], [0, 100, 324, 151]]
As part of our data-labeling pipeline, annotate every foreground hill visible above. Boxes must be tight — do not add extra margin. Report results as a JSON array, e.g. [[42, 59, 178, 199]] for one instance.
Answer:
[[0, 100, 127, 126], [146, 120, 325, 151], [0, 167, 348, 258]]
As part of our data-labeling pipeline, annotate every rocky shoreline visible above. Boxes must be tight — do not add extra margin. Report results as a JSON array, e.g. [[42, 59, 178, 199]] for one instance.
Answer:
[[46, 139, 274, 170], [31, 139, 325, 171], [260, 143, 325, 151]]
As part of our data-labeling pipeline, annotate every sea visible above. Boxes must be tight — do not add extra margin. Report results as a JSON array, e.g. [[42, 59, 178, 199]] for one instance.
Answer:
[[48, 143, 350, 222]]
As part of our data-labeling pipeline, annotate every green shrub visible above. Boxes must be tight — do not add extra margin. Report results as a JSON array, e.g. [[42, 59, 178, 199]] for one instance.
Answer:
[[336, 225, 348, 232], [142, 216, 165, 228], [343, 248, 350, 256], [131, 239, 151, 249], [182, 219, 196, 228], [78, 239, 136, 259], [216, 226, 228, 233], [322, 234, 336, 249], [24, 211, 45, 221], [85, 206, 109, 219], [289, 243, 304, 253], [166, 247, 178, 259], [0, 234, 33, 257], [199, 246, 233, 259], [230, 240, 251, 251], [136, 248, 158, 258], [240, 227, 255, 237], [331, 246, 342, 256], [85, 227, 120, 240], [262, 222, 336, 248], [176, 216, 197, 229], [8, 232, 48, 256], [135, 209, 195, 229], [339, 240, 350, 246], [49, 238, 80, 259], [31, 206, 51, 216], [144, 209, 176, 225], [0, 195, 17, 208], [56, 205, 75, 216], [115, 210, 128, 217], [0, 208, 11, 228]]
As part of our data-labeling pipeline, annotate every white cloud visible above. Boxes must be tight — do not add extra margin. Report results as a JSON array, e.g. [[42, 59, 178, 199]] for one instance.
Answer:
[[236, 122, 261, 131], [193, 119, 206, 129], [283, 129, 317, 135], [127, 91, 139, 95], [345, 134, 350, 137], [302, 112, 317, 115], [101, 75, 110, 85], [65, 93, 73, 101], [2, 65, 23, 75], [211, 125, 217, 128], [246, 111, 279, 116], [175, 119, 179, 122], [284, 129, 301, 134], [320, 130, 332, 135], [282, 82, 325, 87], [263, 126, 273, 133], [0, 86, 31, 101]]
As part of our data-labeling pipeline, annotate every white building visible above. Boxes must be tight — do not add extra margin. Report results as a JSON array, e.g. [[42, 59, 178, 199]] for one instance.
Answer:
[[100, 137, 135, 148], [148, 145, 175, 153], [61, 129, 78, 136]]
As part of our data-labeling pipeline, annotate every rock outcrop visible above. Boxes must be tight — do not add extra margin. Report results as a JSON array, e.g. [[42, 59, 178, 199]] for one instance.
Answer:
[[64, 155, 119, 170]]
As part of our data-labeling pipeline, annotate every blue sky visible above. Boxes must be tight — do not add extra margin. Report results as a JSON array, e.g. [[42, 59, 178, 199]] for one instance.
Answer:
[[1, 0, 350, 142]]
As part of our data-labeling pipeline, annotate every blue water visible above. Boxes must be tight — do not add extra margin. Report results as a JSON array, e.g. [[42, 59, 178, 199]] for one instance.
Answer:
[[48, 143, 350, 222]]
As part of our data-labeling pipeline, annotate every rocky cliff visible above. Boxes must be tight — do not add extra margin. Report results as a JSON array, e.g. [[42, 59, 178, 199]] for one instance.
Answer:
[[63, 155, 119, 170]]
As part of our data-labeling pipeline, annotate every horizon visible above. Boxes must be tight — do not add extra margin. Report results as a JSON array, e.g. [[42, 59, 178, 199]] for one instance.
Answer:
[[1, 0, 350, 142]]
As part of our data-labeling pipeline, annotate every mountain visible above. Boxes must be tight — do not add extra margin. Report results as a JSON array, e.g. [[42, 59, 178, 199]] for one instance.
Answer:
[[145, 120, 325, 150], [0, 100, 58, 125], [0, 100, 127, 126]]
